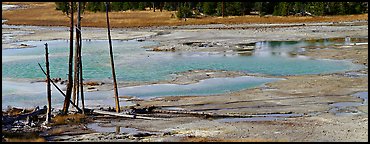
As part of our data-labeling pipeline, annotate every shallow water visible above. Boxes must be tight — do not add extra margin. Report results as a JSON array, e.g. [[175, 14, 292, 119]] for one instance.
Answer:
[[329, 91, 368, 116], [2, 38, 366, 109], [2, 76, 280, 109], [1, 80, 135, 109], [87, 123, 151, 135], [352, 91, 368, 105], [2, 39, 364, 82], [343, 72, 368, 78]]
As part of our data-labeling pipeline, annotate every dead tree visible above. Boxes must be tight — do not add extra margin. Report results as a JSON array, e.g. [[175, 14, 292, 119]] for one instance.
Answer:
[[38, 63, 82, 113], [106, 2, 120, 113], [160, 2, 163, 12], [44, 43, 51, 124], [72, 2, 81, 105], [222, 1, 225, 17], [78, 2, 85, 114], [3, 106, 47, 126], [93, 110, 168, 120], [63, 2, 74, 115], [152, 2, 155, 12]]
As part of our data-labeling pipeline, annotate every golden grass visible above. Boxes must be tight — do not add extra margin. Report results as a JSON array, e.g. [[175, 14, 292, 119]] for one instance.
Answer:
[[84, 81, 99, 86], [2, 130, 46, 142], [5, 138, 46, 142], [4, 107, 34, 116], [52, 113, 86, 126], [2, 2, 368, 28]]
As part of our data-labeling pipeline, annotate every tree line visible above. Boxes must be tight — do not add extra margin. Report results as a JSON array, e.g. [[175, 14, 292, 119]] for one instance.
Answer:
[[56, 2, 368, 18]]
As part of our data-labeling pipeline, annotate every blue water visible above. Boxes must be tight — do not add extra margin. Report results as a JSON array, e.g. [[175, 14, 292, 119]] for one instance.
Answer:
[[2, 39, 364, 82], [2, 76, 281, 109], [2, 38, 366, 109]]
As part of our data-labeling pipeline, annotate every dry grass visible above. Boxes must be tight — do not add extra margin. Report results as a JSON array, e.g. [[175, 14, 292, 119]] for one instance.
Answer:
[[3, 107, 34, 116], [5, 138, 46, 142], [2, 131, 46, 142], [52, 113, 86, 126], [84, 81, 99, 86], [2, 2, 368, 28]]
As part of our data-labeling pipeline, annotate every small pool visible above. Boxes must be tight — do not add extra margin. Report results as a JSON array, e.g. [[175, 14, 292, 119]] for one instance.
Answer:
[[86, 123, 142, 134], [329, 91, 368, 116]]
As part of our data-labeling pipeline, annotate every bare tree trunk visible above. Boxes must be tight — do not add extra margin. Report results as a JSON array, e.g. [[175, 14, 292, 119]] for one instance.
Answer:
[[78, 2, 85, 114], [44, 43, 51, 124], [72, 53, 79, 105], [160, 2, 163, 12], [153, 2, 155, 12], [222, 1, 225, 17], [115, 126, 120, 134], [106, 2, 120, 113], [72, 18, 80, 105], [63, 2, 74, 115]]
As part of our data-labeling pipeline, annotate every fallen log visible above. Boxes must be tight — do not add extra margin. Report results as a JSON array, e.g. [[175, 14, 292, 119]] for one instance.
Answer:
[[152, 109, 298, 118], [92, 109, 169, 121], [2, 106, 47, 125], [38, 63, 83, 113], [152, 109, 217, 118]]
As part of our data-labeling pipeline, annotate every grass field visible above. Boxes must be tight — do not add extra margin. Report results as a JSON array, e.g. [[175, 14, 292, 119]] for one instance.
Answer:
[[2, 2, 368, 28]]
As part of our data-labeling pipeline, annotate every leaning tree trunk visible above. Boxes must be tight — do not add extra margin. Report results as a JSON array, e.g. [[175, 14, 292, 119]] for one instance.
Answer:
[[62, 2, 74, 115], [106, 2, 120, 113]]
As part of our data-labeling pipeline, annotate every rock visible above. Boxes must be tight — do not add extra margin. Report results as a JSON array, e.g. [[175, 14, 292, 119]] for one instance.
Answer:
[[152, 47, 161, 51], [133, 132, 154, 137], [20, 43, 28, 47]]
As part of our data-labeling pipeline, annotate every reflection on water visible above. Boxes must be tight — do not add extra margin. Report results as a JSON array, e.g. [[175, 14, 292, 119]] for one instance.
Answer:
[[2, 38, 366, 109], [87, 123, 140, 134], [2, 38, 365, 82]]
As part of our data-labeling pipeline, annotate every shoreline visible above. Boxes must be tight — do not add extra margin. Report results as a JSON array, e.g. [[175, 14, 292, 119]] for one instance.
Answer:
[[2, 20, 368, 109], [2, 4, 368, 141]]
